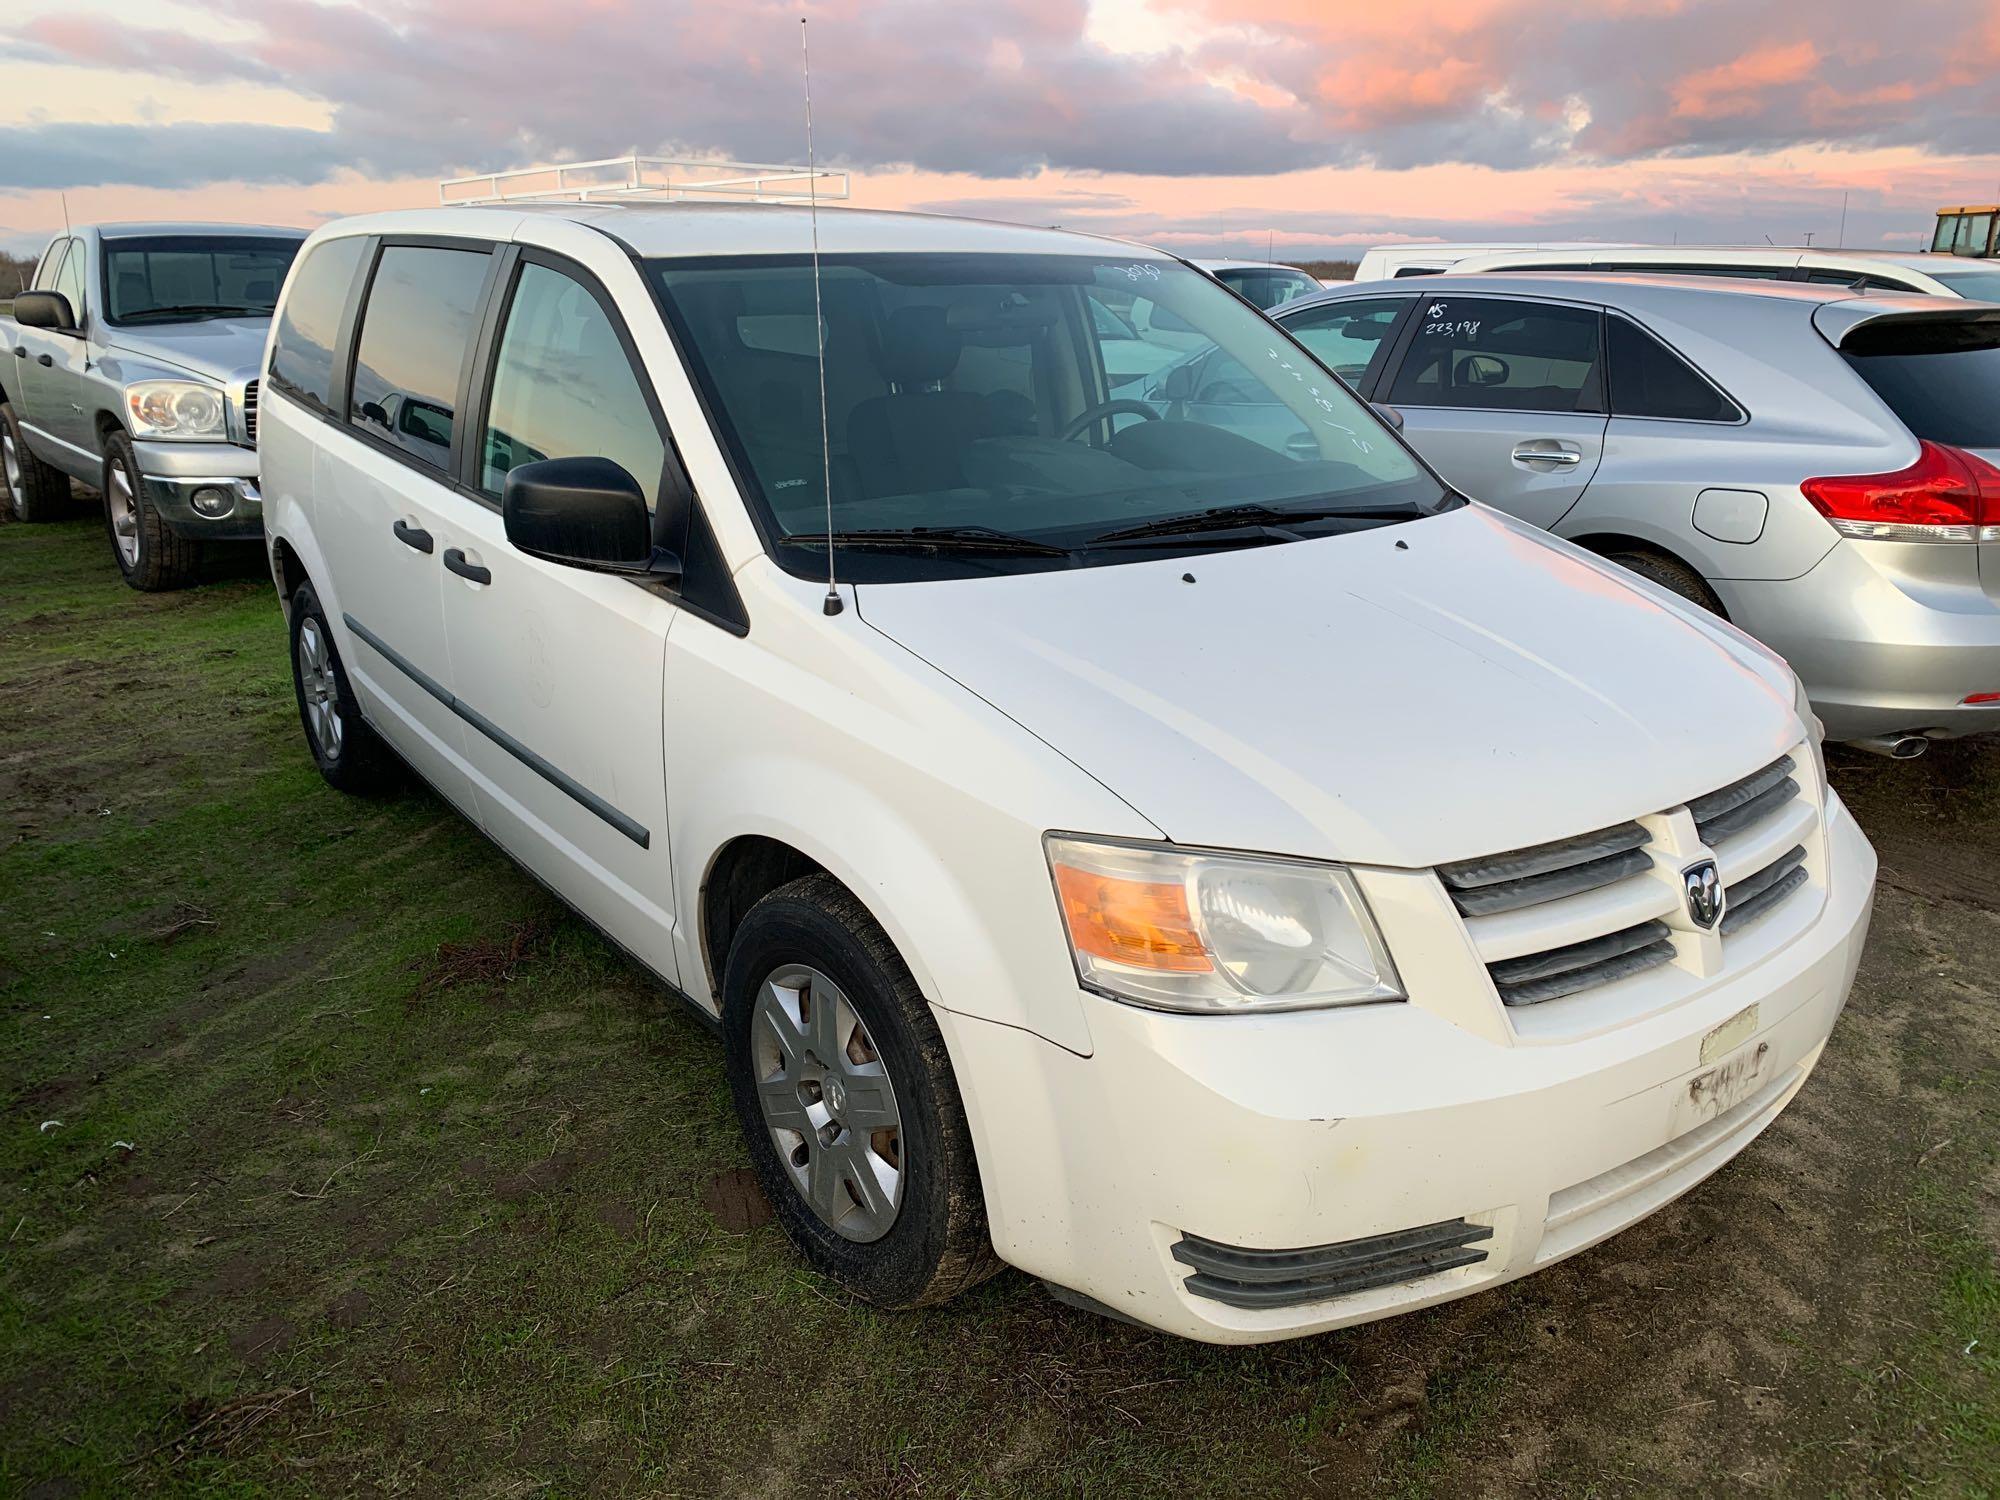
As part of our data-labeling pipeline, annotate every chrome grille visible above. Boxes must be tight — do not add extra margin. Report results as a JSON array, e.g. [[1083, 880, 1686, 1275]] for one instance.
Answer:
[[1449, 752, 1818, 1013], [242, 379, 259, 444]]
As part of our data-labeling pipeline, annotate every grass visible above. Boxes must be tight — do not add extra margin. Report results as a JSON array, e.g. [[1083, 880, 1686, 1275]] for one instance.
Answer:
[[1, 512, 1997, 1496]]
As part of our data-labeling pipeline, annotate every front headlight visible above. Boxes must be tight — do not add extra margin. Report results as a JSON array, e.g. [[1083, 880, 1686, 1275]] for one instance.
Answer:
[[125, 381, 227, 440], [1045, 834, 1404, 1013], [1795, 674, 1828, 795]]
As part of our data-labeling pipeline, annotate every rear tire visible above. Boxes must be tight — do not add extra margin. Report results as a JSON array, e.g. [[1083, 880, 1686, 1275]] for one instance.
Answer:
[[1, 402, 73, 522], [103, 430, 202, 590], [289, 580, 396, 794], [1607, 548, 1725, 615], [723, 873, 1000, 1309]]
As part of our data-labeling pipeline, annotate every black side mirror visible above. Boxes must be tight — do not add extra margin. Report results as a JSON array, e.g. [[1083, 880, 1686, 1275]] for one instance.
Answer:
[[1371, 402, 1405, 431], [14, 291, 76, 333], [503, 456, 680, 580]]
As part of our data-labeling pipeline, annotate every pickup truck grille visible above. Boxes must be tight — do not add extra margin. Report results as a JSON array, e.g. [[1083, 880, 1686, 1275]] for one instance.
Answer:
[[1443, 752, 1819, 1015], [242, 380, 259, 444]]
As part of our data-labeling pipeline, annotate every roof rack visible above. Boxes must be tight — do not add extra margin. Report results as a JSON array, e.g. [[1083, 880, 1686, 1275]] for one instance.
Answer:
[[438, 154, 849, 207]]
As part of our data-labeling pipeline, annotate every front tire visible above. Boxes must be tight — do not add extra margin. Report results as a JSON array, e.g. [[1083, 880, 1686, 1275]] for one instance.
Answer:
[[1, 402, 72, 522], [723, 873, 999, 1309], [289, 580, 395, 793], [102, 430, 201, 590]]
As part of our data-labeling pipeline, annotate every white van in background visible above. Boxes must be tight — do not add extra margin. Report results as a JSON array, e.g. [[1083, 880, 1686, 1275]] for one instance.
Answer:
[[1353, 242, 1635, 282]]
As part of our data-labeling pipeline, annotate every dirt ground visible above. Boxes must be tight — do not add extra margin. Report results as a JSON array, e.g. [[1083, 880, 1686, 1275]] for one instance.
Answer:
[[1, 512, 1995, 1497]]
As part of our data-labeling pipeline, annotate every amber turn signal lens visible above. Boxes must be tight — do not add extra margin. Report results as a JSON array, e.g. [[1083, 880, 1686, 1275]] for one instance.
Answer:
[[1052, 862, 1213, 973]]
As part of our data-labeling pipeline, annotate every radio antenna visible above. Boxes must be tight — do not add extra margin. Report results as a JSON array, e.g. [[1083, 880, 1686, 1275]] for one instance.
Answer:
[[801, 16, 842, 617]]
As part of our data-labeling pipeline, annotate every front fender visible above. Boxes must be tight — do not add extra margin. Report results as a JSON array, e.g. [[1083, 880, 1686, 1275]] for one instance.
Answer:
[[665, 574, 1163, 1058]]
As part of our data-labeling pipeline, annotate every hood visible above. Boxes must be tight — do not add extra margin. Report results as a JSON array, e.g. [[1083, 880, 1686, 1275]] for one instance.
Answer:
[[105, 317, 272, 385], [856, 505, 1800, 870]]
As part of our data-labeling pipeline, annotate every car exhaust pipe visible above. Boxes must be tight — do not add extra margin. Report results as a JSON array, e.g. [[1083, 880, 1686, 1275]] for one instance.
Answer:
[[1849, 733, 1929, 760]]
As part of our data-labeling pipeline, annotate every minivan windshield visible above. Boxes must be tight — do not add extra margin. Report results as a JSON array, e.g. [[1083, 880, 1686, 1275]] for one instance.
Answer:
[[102, 235, 303, 325], [648, 253, 1447, 580]]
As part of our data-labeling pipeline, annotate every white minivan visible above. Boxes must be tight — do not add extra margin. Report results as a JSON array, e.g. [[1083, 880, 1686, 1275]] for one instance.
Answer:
[[260, 203, 1876, 1343]]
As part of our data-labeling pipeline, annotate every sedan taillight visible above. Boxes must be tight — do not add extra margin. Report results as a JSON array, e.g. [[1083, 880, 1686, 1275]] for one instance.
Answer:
[[1802, 440, 2000, 543]]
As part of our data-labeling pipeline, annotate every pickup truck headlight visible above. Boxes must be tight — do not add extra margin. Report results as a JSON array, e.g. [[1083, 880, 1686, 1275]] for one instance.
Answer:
[[1045, 834, 1404, 1013], [125, 381, 227, 440]]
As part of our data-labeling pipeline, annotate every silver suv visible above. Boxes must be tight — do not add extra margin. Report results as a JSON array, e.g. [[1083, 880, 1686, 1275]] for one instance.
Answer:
[[1262, 274, 2000, 751]]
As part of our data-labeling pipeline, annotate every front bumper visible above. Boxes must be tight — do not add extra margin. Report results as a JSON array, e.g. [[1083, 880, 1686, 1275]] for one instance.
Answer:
[[136, 439, 263, 540], [1722, 540, 2000, 741], [941, 795, 1876, 1343]]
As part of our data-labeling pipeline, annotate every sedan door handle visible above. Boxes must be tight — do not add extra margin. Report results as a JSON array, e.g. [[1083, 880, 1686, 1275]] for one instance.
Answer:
[[392, 518, 434, 553], [1511, 443, 1582, 467], [35, 354, 52, 368], [442, 547, 491, 585]]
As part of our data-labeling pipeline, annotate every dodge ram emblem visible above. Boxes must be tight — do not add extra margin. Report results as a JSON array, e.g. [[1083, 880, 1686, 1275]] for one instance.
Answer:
[[1683, 859, 1724, 930]]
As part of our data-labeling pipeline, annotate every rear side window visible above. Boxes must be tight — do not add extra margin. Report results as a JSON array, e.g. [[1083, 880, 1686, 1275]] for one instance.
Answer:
[[1606, 316, 1740, 422], [349, 245, 490, 468], [1841, 319, 2000, 448], [269, 237, 367, 413], [1283, 297, 1407, 387], [1387, 296, 1603, 412], [478, 262, 665, 508]]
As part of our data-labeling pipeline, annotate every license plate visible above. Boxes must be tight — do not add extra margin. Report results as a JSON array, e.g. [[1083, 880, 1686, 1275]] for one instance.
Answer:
[[1684, 1039, 1771, 1125]]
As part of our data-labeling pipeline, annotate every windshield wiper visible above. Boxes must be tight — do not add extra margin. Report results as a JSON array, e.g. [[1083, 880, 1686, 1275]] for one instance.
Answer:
[[780, 525, 1072, 557], [120, 304, 267, 322], [1086, 501, 1426, 547]]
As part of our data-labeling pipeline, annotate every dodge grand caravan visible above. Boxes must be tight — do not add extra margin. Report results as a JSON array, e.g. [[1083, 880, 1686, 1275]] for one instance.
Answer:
[[259, 204, 1876, 1342]]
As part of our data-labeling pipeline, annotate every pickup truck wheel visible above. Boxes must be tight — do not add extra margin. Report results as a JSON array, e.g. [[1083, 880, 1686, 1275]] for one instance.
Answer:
[[1, 402, 72, 522], [289, 580, 395, 793], [1606, 548, 1725, 616], [102, 431, 201, 590], [723, 873, 1000, 1309]]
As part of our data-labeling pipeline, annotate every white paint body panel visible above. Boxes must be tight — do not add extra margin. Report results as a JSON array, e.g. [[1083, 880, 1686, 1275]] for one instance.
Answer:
[[262, 202, 1878, 1341]]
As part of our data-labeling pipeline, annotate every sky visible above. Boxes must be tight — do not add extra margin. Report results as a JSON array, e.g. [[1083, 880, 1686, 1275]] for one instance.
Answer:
[[2, 0, 1997, 263]]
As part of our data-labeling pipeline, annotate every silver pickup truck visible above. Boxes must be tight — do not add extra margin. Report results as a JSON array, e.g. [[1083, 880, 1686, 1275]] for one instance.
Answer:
[[0, 222, 303, 589]]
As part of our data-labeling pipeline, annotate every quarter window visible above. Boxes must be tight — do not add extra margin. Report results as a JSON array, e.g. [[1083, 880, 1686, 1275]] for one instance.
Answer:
[[269, 236, 367, 413], [1387, 297, 1603, 413], [477, 262, 665, 507], [1605, 317, 1739, 422], [1283, 298, 1407, 387], [349, 245, 490, 468]]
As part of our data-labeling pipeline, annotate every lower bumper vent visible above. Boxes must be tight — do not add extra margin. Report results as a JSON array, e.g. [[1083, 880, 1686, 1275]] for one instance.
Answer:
[[1173, 1218, 1493, 1309]]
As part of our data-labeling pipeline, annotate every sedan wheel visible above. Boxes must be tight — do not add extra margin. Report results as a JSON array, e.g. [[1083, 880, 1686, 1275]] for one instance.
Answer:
[[750, 963, 903, 1242]]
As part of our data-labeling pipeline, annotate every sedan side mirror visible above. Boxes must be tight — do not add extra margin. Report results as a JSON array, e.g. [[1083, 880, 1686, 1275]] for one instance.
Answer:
[[503, 456, 681, 581], [1371, 402, 1405, 431], [13, 291, 77, 334]]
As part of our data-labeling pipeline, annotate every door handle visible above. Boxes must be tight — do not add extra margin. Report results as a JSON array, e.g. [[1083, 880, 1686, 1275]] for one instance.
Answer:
[[392, 518, 434, 553], [36, 354, 52, 368], [10, 347, 23, 359], [1511, 443, 1581, 467], [442, 547, 491, 585]]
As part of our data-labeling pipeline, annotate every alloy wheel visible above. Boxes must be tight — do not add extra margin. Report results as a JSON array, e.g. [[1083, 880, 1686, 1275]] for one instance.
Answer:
[[107, 462, 140, 568], [296, 617, 344, 759], [750, 963, 904, 1242]]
